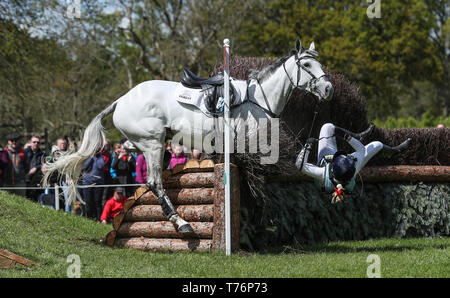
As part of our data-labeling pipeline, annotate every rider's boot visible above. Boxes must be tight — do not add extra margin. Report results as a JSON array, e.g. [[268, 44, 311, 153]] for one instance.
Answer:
[[334, 124, 375, 143], [382, 138, 412, 153]]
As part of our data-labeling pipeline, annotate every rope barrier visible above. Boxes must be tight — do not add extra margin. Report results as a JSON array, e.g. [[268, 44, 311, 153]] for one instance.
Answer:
[[0, 183, 146, 211], [0, 183, 144, 190]]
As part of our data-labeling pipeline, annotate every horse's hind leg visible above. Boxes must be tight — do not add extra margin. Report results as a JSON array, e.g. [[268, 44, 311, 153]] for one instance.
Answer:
[[141, 138, 195, 236]]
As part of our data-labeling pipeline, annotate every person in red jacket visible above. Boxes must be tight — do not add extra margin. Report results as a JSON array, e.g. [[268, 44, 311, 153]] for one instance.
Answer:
[[100, 187, 128, 224]]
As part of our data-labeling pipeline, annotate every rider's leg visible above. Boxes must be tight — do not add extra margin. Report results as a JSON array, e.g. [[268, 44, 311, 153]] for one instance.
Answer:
[[334, 124, 374, 143], [352, 138, 411, 174], [353, 141, 383, 173], [317, 123, 338, 161], [382, 138, 412, 153]]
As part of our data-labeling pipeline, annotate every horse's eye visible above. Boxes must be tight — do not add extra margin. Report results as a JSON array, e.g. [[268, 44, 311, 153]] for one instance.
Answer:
[[304, 62, 311, 68]]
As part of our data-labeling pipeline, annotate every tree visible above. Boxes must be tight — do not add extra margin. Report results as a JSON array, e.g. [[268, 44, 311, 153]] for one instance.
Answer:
[[69, 0, 258, 83], [0, 18, 68, 141], [424, 0, 449, 116], [0, 14, 128, 145], [235, 0, 445, 120], [0, 0, 258, 144]]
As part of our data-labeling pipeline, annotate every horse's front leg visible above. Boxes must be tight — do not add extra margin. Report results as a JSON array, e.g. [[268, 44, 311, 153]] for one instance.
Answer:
[[153, 183, 195, 235], [143, 143, 195, 236]]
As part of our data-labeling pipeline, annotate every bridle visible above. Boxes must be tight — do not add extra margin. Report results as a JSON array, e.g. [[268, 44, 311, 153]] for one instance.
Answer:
[[283, 49, 327, 94], [246, 49, 327, 118]]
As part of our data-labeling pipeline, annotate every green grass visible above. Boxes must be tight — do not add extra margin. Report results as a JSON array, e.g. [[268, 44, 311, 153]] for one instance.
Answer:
[[0, 191, 449, 278]]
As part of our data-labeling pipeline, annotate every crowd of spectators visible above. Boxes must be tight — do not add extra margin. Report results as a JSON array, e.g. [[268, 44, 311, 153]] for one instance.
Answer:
[[0, 134, 202, 224]]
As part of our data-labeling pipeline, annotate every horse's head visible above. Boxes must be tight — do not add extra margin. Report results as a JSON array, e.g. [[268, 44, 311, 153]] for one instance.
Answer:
[[289, 38, 334, 101]]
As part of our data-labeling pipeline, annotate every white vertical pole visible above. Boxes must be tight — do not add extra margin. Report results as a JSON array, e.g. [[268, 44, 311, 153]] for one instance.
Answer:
[[223, 38, 231, 256], [55, 185, 60, 211]]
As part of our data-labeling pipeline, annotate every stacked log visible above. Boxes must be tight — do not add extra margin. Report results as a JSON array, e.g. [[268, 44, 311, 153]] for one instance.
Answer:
[[105, 160, 240, 253]]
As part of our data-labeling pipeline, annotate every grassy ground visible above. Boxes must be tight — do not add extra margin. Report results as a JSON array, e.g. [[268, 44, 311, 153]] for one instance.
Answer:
[[0, 191, 449, 278]]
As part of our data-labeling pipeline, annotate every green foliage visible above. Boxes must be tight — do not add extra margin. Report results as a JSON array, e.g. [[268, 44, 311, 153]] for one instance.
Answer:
[[0, 19, 67, 143], [0, 18, 129, 147], [373, 111, 450, 128], [235, 0, 448, 119]]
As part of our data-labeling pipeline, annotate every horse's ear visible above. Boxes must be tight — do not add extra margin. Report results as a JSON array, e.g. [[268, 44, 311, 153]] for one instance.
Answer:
[[309, 42, 315, 51], [295, 38, 302, 52]]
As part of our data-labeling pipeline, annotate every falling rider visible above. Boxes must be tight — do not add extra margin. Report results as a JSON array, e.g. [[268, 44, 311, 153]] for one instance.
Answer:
[[295, 123, 411, 203]]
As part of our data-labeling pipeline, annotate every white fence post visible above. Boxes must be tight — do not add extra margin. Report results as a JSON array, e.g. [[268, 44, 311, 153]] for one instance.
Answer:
[[55, 185, 60, 210], [223, 38, 231, 256]]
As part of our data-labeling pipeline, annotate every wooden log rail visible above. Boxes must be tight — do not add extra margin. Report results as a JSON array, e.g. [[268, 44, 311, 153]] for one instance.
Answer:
[[135, 188, 214, 205], [0, 249, 34, 269], [105, 160, 240, 253], [124, 205, 214, 222], [114, 238, 212, 252], [267, 165, 450, 183], [163, 172, 215, 189], [117, 221, 214, 238], [357, 165, 450, 183]]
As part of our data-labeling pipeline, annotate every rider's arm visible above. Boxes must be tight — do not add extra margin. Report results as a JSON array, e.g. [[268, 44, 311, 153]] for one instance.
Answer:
[[302, 162, 325, 180], [295, 145, 325, 180]]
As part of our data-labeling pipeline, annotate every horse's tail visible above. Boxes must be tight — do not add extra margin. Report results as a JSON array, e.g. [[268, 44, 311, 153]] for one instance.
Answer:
[[43, 100, 118, 204]]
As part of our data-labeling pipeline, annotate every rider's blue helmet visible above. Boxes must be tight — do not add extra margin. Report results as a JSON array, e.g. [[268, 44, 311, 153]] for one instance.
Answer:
[[332, 151, 356, 183]]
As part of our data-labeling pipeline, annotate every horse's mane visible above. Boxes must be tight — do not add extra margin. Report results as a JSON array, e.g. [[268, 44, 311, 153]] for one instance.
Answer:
[[248, 49, 298, 83], [248, 46, 318, 83]]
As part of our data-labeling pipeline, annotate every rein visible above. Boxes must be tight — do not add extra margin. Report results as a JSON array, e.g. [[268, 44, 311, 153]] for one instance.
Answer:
[[290, 50, 324, 171], [296, 101, 320, 172]]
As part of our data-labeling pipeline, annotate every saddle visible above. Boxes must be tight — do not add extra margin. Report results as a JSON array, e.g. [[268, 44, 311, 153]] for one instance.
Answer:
[[180, 68, 236, 116], [181, 68, 224, 88]]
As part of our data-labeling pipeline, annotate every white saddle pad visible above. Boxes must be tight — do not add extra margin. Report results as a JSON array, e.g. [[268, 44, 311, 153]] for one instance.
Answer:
[[175, 79, 246, 117]]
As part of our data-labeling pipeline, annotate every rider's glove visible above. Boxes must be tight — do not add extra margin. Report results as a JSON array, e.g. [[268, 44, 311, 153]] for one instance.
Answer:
[[304, 138, 318, 150]]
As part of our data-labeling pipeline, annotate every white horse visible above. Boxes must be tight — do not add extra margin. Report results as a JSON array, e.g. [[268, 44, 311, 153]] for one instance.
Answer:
[[44, 38, 333, 235]]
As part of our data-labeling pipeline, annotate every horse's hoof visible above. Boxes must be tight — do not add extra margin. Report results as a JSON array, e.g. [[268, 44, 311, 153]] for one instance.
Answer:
[[178, 224, 197, 237]]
